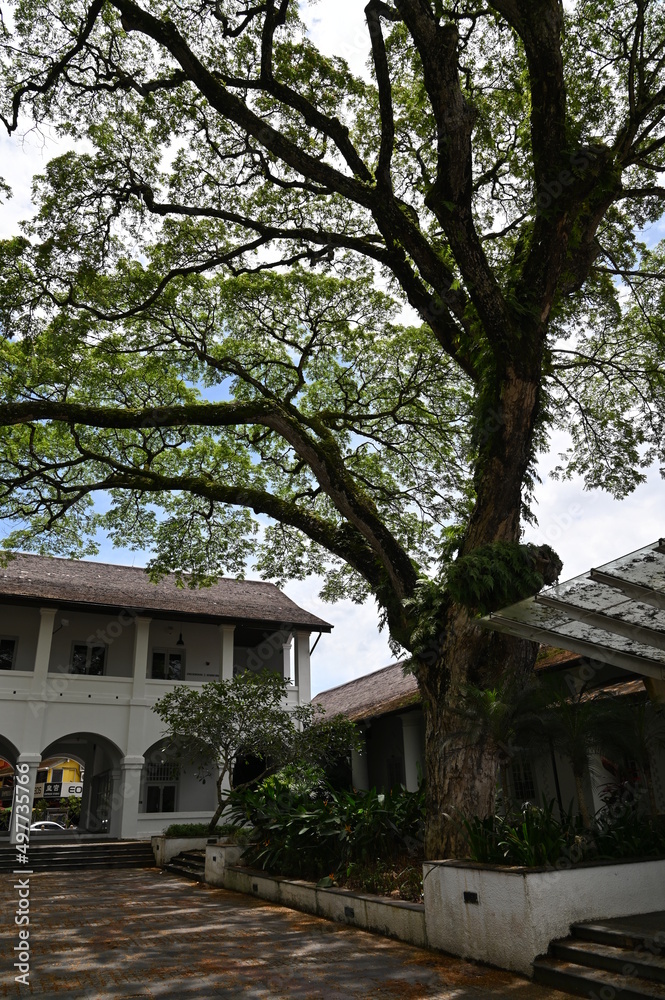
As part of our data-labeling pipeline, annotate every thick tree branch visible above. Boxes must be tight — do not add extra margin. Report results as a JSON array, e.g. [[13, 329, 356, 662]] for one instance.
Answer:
[[0, 397, 419, 602], [395, 1, 514, 354], [365, 0, 395, 189], [113, 0, 374, 205]]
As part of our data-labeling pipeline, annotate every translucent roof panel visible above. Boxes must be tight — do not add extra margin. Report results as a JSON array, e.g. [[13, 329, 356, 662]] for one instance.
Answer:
[[481, 539, 665, 681]]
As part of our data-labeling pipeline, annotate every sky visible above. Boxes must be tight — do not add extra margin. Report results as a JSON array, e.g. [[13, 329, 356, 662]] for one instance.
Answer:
[[0, 1, 663, 698]]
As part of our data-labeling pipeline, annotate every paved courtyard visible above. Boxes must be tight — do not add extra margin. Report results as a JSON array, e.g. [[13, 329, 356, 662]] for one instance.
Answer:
[[1, 867, 572, 999]]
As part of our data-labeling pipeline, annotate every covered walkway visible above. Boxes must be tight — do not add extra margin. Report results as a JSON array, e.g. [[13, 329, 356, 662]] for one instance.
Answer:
[[0, 867, 571, 999]]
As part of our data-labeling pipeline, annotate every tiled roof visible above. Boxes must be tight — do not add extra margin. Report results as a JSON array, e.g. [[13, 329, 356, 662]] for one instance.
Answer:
[[482, 538, 665, 682], [0, 553, 332, 631], [314, 647, 645, 723], [581, 678, 646, 702], [314, 661, 418, 721]]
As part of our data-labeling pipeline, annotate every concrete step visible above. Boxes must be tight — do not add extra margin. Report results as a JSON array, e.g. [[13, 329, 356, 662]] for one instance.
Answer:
[[164, 850, 205, 881], [572, 919, 665, 956], [164, 862, 204, 881], [179, 850, 205, 864], [534, 957, 665, 999], [0, 840, 155, 872], [551, 938, 665, 985]]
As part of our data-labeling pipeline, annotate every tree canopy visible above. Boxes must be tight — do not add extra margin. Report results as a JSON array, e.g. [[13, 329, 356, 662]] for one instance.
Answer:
[[1, 0, 664, 854]]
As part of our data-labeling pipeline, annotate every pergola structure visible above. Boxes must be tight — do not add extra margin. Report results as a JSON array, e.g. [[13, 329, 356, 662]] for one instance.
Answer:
[[481, 538, 665, 703]]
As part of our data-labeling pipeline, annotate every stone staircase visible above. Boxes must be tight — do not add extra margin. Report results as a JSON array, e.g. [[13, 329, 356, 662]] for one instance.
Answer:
[[534, 912, 665, 998], [164, 849, 206, 881], [0, 839, 156, 873]]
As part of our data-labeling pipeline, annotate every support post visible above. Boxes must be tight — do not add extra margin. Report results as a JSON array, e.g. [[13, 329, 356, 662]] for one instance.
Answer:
[[116, 756, 144, 839], [400, 713, 423, 792], [131, 617, 151, 699], [351, 736, 369, 791], [30, 608, 57, 696], [294, 632, 311, 705], [282, 633, 293, 685], [220, 625, 235, 682]]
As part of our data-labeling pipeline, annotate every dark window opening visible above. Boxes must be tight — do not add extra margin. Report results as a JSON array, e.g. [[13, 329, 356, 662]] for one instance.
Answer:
[[0, 637, 17, 670], [151, 649, 185, 680], [70, 643, 106, 675], [145, 783, 177, 813]]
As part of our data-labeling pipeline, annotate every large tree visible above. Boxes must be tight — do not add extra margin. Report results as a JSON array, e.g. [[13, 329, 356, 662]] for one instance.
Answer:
[[0, 0, 664, 856]]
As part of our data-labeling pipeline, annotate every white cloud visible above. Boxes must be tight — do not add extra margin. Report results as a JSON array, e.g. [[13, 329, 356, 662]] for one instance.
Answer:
[[279, 578, 393, 697], [523, 435, 664, 580], [300, 0, 370, 78]]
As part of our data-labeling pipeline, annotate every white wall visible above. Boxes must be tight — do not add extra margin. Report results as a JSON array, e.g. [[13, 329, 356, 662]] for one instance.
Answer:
[[424, 857, 665, 975], [175, 765, 217, 812], [48, 610, 136, 677]]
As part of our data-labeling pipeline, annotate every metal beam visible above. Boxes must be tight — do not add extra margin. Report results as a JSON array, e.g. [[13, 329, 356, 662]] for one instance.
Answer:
[[588, 569, 665, 612], [481, 613, 665, 681], [535, 595, 665, 652]]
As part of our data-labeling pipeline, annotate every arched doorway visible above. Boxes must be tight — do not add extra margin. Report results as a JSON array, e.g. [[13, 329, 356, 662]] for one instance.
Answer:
[[141, 740, 217, 821], [41, 733, 123, 834]]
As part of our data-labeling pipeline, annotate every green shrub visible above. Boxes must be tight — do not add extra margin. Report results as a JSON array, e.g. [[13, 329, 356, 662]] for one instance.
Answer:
[[461, 799, 665, 867], [229, 778, 425, 881], [593, 803, 665, 860]]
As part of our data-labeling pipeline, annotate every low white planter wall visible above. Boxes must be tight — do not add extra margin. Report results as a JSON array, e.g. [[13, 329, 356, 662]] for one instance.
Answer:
[[219, 866, 427, 949], [152, 836, 211, 867], [423, 856, 665, 975], [137, 812, 214, 839], [205, 844, 244, 886]]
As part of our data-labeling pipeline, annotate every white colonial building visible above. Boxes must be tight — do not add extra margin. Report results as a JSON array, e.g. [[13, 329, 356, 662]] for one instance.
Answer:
[[0, 553, 331, 840]]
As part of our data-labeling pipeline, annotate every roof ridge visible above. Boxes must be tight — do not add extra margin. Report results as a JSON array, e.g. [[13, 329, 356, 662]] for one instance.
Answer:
[[0, 552, 332, 630], [2, 551, 280, 589]]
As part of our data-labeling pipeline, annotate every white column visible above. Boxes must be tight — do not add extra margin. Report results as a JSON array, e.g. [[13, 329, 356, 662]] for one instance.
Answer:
[[9, 753, 42, 845], [220, 625, 235, 682], [400, 713, 423, 792], [294, 632, 311, 704], [107, 767, 122, 837], [131, 617, 151, 698], [78, 744, 96, 833], [351, 740, 369, 791], [114, 754, 145, 839], [124, 617, 151, 760], [30, 608, 57, 695], [282, 633, 293, 684]]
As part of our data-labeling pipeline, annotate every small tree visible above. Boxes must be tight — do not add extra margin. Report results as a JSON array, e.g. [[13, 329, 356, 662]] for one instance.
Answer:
[[153, 670, 360, 834]]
